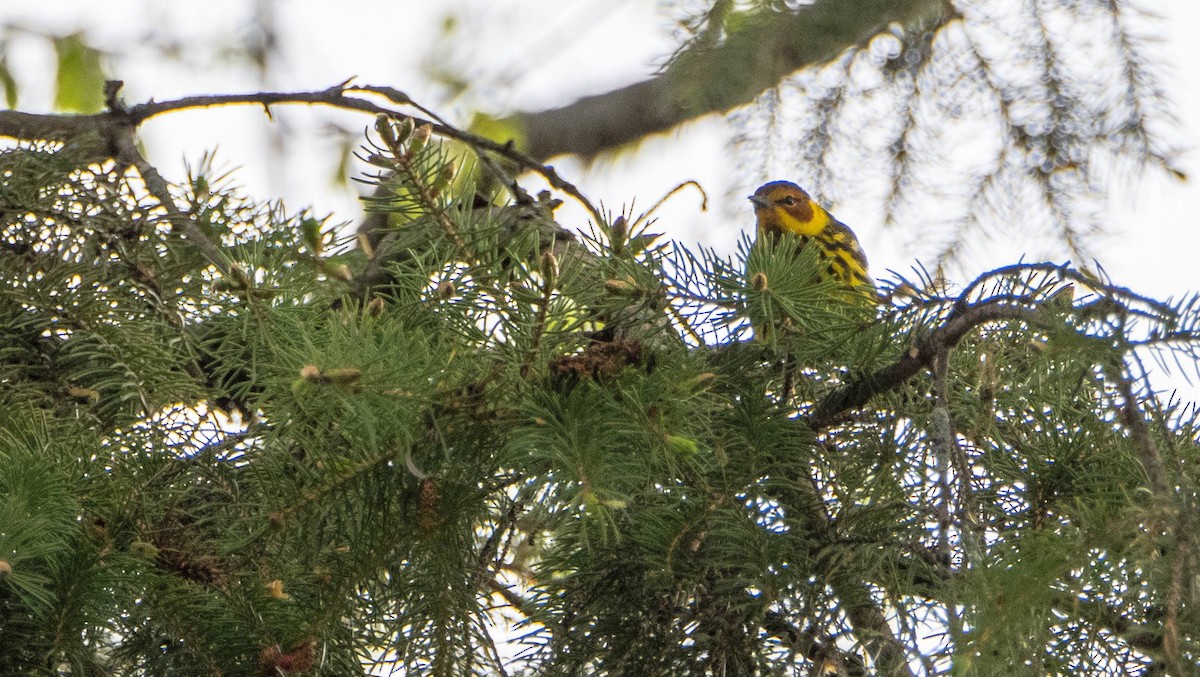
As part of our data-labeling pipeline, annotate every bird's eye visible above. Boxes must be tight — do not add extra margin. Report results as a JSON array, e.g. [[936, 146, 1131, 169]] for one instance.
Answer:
[[782, 196, 797, 206]]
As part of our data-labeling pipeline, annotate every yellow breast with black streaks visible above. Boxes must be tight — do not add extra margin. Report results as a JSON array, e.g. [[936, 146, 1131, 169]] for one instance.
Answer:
[[749, 180, 873, 293]]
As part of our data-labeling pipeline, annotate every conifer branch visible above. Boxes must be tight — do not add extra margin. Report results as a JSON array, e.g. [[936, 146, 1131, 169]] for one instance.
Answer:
[[111, 128, 237, 280], [2, 76, 1195, 672], [810, 299, 1040, 429], [1111, 366, 1168, 495], [387, 123, 468, 253], [0, 81, 606, 228], [1107, 312, 1170, 496], [762, 611, 867, 675], [810, 261, 1182, 430], [1143, 395, 1195, 674], [795, 474, 918, 676], [272, 446, 401, 525]]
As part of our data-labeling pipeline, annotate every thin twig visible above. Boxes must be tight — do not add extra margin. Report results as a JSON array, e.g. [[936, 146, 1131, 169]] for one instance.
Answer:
[[928, 346, 969, 645], [630, 180, 708, 230], [124, 83, 607, 226], [1140, 387, 1193, 675]]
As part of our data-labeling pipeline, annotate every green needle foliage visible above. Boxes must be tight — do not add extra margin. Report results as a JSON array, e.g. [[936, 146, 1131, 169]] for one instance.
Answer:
[[1, 119, 1198, 676]]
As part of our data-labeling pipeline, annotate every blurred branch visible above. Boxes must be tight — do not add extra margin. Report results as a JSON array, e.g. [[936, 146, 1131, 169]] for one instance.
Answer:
[[507, 0, 950, 159]]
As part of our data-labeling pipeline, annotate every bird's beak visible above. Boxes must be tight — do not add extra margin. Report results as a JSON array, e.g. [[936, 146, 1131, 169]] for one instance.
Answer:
[[748, 195, 771, 209]]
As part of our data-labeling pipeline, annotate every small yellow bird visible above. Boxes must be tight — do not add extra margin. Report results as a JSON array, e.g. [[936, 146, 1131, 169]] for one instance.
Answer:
[[749, 181, 873, 293]]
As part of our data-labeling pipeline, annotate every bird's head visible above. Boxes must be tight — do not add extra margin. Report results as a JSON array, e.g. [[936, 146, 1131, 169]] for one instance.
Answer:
[[749, 181, 827, 237]]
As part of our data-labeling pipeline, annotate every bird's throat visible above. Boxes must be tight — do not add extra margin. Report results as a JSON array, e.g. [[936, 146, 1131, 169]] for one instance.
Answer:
[[778, 205, 830, 237]]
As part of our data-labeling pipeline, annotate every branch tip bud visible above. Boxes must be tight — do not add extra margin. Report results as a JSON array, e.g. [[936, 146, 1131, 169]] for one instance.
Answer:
[[540, 250, 559, 288], [409, 123, 433, 154]]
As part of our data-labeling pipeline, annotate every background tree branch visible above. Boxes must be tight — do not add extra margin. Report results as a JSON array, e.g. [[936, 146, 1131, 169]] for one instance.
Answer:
[[507, 0, 951, 160]]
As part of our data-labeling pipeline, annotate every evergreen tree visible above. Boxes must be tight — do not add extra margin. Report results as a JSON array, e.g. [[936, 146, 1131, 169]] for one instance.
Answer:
[[0, 88, 1197, 675]]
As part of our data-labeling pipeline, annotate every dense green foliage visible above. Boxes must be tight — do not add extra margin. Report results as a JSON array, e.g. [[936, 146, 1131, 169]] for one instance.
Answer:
[[1, 127, 1198, 676]]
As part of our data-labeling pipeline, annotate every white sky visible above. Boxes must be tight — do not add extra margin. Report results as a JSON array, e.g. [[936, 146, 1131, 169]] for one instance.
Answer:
[[5, 0, 1200, 386]]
